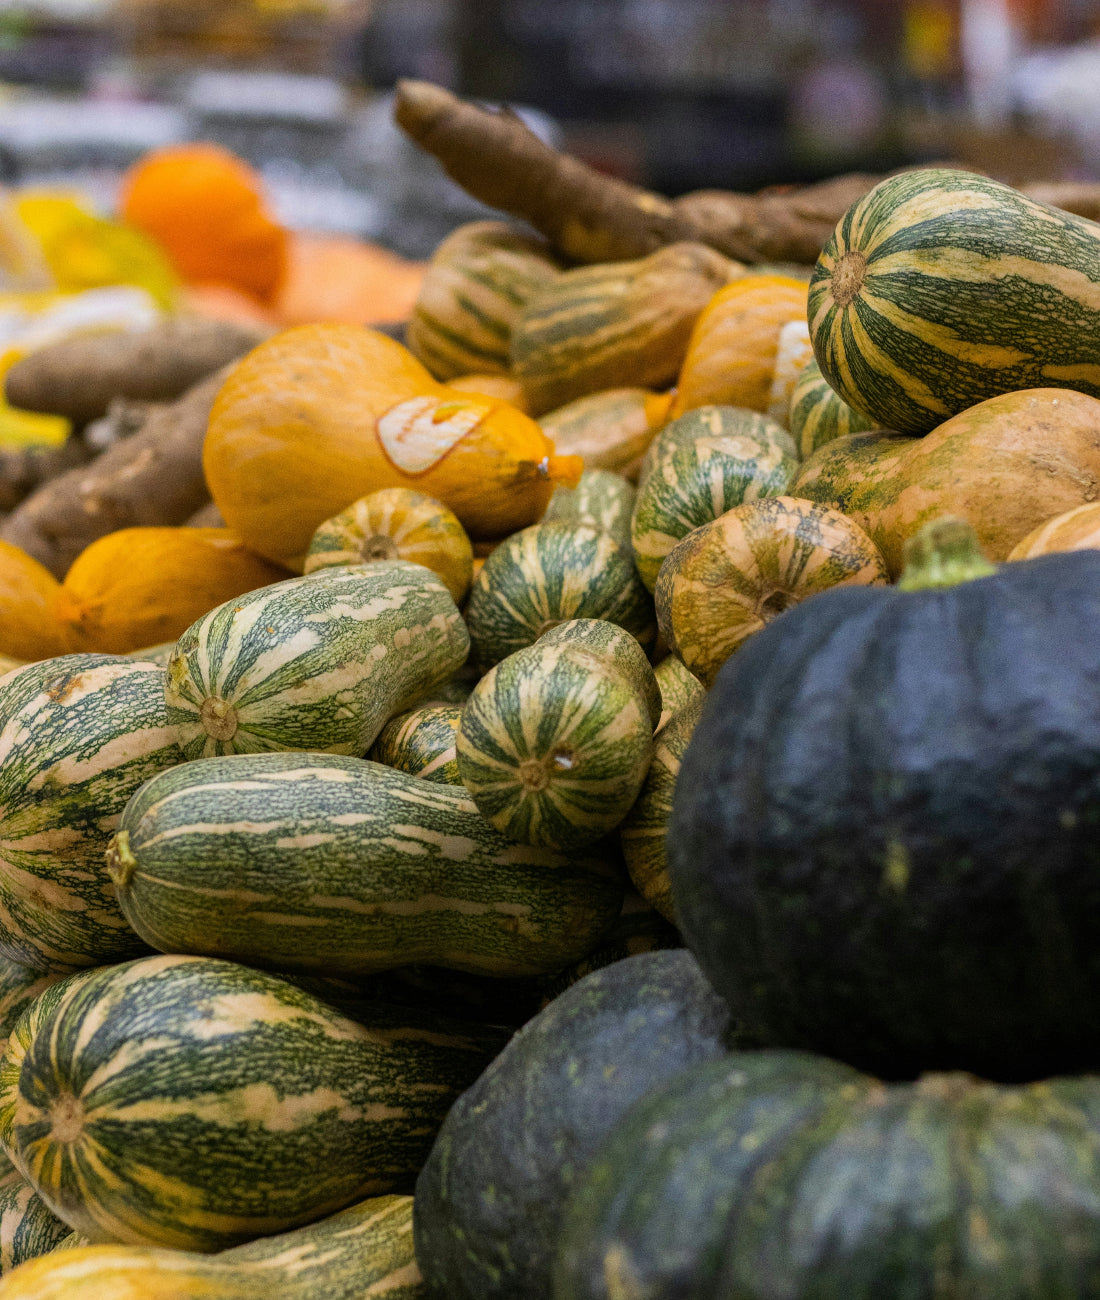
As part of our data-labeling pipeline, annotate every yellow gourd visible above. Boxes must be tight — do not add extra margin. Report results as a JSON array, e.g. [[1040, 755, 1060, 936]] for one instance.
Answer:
[[0, 540, 77, 660], [447, 372, 530, 411], [204, 324, 582, 568]]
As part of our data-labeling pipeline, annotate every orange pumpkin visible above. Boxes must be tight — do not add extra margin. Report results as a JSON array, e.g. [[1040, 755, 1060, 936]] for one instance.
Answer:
[[1008, 501, 1100, 560], [273, 232, 426, 327], [119, 143, 289, 304], [0, 540, 78, 661], [446, 373, 530, 412]]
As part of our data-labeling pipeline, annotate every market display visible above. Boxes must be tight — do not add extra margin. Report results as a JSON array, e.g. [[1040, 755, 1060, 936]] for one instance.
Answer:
[[4, 76, 1100, 1300]]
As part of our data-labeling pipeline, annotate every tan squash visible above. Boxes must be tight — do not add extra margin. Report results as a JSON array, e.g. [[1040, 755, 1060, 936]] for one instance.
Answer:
[[1007, 501, 1100, 560], [447, 373, 530, 411], [538, 388, 674, 480]]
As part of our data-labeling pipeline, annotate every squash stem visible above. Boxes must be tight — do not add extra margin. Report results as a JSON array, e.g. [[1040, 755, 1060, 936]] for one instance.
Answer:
[[897, 517, 997, 591]]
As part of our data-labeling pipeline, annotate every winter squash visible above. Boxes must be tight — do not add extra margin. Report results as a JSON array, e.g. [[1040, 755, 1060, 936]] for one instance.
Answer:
[[272, 231, 426, 327], [370, 703, 462, 784], [788, 354, 877, 459], [0, 541, 76, 661], [1007, 500, 1100, 560], [538, 388, 674, 480], [542, 469, 636, 549]]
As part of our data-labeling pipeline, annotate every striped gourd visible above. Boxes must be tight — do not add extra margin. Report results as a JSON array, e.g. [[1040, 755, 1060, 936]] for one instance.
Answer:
[[107, 753, 623, 977], [808, 168, 1100, 434], [541, 469, 636, 549], [0, 1196, 423, 1299], [654, 655, 704, 732], [620, 699, 704, 921], [0, 959, 69, 1057], [788, 354, 877, 459], [465, 522, 655, 673], [369, 703, 461, 785], [408, 664, 479, 708], [655, 496, 890, 687], [0, 1150, 69, 1276], [637, 403, 795, 488], [511, 243, 738, 414], [538, 619, 661, 729], [456, 640, 654, 850], [630, 407, 799, 590], [303, 488, 474, 605], [538, 388, 674, 480], [764, 317, 814, 426], [165, 562, 468, 761], [125, 643, 176, 668], [5, 954, 506, 1250], [0, 656, 179, 972]]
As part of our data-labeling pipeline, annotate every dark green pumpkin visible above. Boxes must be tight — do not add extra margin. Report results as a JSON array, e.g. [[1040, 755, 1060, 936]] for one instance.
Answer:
[[669, 522, 1100, 1080], [555, 1050, 1100, 1299], [413, 949, 734, 1300], [541, 469, 636, 549]]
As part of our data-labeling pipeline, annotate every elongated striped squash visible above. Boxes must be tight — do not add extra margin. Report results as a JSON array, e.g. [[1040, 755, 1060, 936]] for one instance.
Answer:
[[788, 355, 876, 459], [0, 1150, 68, 1276], [465, 522, 655, 673], [303, 488, 474, 605], [407, 221, 561, 379], [369, 703, 461, 785], [165, 562, 469, 761], [0, 1196, 423, 1299], [538, 388, 674, 480], [542, 469, 636, 549], [0, 656, 179, 972], [512, 244, 738, 414], [808, 168, 1100, 434], [456, 641, 654, 850], [654, 655, 704, 731], [538, 619, 661, 729], [5, 954, 506, 1250], [107, 753, 623, 976]]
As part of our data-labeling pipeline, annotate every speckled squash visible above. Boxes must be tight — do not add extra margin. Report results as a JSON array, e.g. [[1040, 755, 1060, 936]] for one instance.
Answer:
[[465, 522, 655, 673], [512, 243, 739, 414], [0, 1149, 69, 1275], [538, 618, 660, 729], [413, 950, 733, 1300], [631, 406, 799, 590], [1008, 500, 1100, 559], [303, 487, 474, 604], [125, 643, 177, 668], [407, 220, 561, 379], [538, 388, 674, 480], [0, 543, 76, 662], [655, 496, 890, 687], [456, 640, 654, 850], [653, 655, 704, 731], [0, 960, 68, 1055], [542, 469, 635, 549], [369, 703, 461, 785], [165, 562, 469, 761], [788, 354, 877, 459], [620, 698, 703, 922], [637, 403, 795, 488]]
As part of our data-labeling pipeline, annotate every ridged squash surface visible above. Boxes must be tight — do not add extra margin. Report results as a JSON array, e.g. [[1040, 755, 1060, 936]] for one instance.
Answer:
[[369, 703, 461, 784]]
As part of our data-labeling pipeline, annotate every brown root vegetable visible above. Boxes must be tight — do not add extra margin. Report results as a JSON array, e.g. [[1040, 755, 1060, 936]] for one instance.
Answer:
[[4, 317, 269, 425], [0, 436, 91, 512], [0, 366, 230, 578], [185, 501, 225, 527]]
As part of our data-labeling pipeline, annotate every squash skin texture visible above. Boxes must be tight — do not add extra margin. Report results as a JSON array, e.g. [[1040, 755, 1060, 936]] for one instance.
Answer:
[[413, 950, 733, 1300], [1008, 499, 1100, 559], [670, 549, 1100, 1081]]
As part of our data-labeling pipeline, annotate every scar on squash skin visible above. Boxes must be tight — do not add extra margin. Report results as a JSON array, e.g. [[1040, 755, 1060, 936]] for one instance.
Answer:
[[831, 251, 868, 307]]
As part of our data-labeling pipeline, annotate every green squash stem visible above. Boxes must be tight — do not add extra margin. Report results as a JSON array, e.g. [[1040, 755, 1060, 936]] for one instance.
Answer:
[[897, 517, 997, 592]]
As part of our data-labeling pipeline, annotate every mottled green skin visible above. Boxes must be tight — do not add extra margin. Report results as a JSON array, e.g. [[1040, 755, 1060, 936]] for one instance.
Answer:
[[809, 168, 1100, 434], [414, 950, 733, 1300], [465, 523, 655, 673], [637, 404, 795, 487], [538, 619, 661, 729], [370, 704, 462, 785], [110, 753, 623, 977], [0, 959, 68, 1055], [542, 469, 636, 548], [555, 1051, 1100, 1299], [0, 1148, 68, 1274], [125, 642, 176, 668], [0, 655, 179, 972], [788, 356, 876, 459], [165, 562, 469, 761], [457, 643, 654, 851], [653, 656, 704, 732], [8, 955, 507, 1251]]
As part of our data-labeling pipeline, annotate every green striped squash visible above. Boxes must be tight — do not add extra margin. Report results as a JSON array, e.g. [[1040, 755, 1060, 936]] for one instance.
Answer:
[[125, 643, 176, 668], [0, 1150, 69, 1276], [654, 655, 704, 732], [630, 407, 799, 590], [636, 404, 795, 488], [541, 469, 636, 549], [465, 522, 655, 673], [408, 664, 479, 708], [0, 1196, 423, 1299], [107, 753, 622, 977], [0, 656, 179, 972], [620, 699, 704, 922], [369, 703, 461, 784], [511, 243, 738, 414], [788, 355, 876, 459], [538, 389, 673, 481], [407, 221, 560, 380], [456, 641, 654, 850], [165, 562, 469, 761], [538, 619, 660, 729], [0, 960, 69, 1054], [5, 954, 505, 1251], [808, 168, 1100, 434]]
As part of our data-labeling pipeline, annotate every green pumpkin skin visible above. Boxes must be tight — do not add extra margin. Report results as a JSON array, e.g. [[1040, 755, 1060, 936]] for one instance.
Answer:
[[542, 469, 636, 549], [0, 1147, 69, 1275], [653, 656, 704, 732], [369, 704, 462, 785], [636, 404, 795, 488], [788, 355, 876, 459], [538, 618, 661, 729], [555, 1051, 1100, 1300], [413, 950, 733, 1300]]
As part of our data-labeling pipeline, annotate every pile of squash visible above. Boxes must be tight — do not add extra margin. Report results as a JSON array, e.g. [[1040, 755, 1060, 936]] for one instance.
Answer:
[[4, 163, 1100, 1299]]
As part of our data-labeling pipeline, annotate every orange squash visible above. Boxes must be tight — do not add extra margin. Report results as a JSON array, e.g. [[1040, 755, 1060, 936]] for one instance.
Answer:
[[273, 232, 426, 327], [119, 144, 288, 304], [204, 324, 582, 568], [670, 275, 809, 419], [0, 540, 78, 660], [446, 373, 530, 412], [1008, 501, 1100, 560]]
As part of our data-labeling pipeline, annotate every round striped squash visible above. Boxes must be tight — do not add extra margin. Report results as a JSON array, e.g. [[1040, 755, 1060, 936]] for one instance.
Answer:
[[456, 641, 654, 850], [788, 354, 876, 459], [637, 404, 795, 488], [630, 408, 798, 590], [5, 955, 505, 1251], [1008, 501, 1100, 560], [808, 168, 1100, 434], [655, 496, 890, 687], [653, 655, 704, 732], [0, 959, 68, 1060], [539, 619, 660, 730], [303, 488, 474, 604], [538, 388, 674, 481], [541, 469, 636, 549], [107, 753, 623, 977], [0, 1149, 68, 1276], [0, 655, 179, 973], [165, 562, 469, 761], [465, 522, 655, 673], [125, 643, 177, 668], [369, 703, 461, 785], [0, 1196, 422, 1299]]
